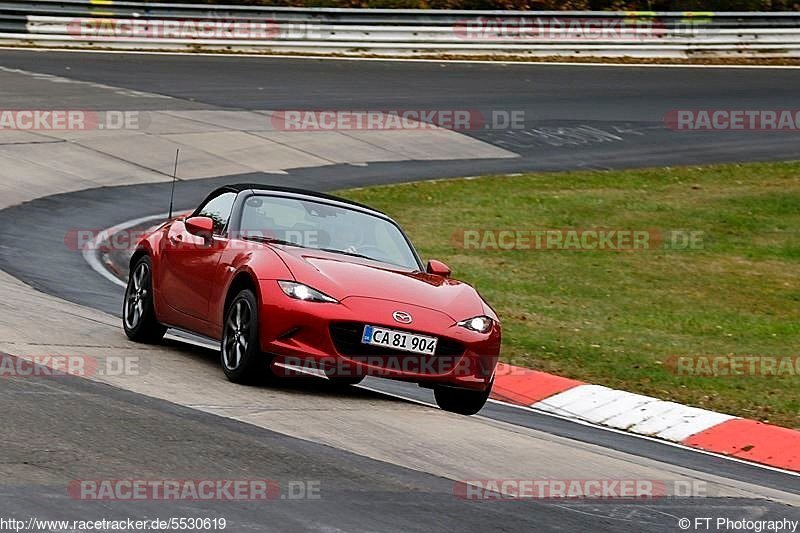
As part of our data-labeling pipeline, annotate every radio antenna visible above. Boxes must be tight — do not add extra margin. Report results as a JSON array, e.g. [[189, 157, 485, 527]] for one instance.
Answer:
[[168, 148, 179, 219]]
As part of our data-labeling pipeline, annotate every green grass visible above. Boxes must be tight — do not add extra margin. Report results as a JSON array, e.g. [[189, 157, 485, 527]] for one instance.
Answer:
[[338, 161, 800, 430]]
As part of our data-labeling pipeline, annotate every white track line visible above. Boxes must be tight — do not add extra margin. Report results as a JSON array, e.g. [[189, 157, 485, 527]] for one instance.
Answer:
[[3, 46, 800, 69], [82, 213, 168, 288]]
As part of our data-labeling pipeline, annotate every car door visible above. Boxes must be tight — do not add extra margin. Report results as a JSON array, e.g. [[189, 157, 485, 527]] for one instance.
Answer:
[[160, 191, 236, 325]]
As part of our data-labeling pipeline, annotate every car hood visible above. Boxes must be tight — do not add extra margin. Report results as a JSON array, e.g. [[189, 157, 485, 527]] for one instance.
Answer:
[[273, 246, 485, 320]]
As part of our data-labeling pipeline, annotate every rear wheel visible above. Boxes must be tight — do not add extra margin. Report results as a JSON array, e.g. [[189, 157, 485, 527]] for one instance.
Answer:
[[221, 289, 274, 384], [123, 256, 166, 343], [433, 380, 493, 415]]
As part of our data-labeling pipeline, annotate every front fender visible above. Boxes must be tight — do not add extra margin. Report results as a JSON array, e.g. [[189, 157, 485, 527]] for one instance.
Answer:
[[209, 244, 294, 338]]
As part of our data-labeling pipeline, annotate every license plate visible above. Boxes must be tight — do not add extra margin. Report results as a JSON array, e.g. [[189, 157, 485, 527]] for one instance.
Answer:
[[361, 325, 438, 355]]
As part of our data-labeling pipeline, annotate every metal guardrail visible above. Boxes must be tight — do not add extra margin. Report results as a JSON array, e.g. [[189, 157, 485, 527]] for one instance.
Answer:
[[1, 0, 799, 58]]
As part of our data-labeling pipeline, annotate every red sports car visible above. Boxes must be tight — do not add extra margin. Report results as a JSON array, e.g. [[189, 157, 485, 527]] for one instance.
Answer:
[[123, 185, 500, 414]]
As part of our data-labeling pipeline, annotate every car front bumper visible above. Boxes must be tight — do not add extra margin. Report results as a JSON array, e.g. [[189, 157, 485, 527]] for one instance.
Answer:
[[258, 280, 500, 391]]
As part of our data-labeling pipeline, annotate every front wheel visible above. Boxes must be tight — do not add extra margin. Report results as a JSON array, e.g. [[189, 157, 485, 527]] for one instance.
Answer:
[[433, 380, 493, 415], [123, 256, 166, 343], [221, 289, 274, 384]]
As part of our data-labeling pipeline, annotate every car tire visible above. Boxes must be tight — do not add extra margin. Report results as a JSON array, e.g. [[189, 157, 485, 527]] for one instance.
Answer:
[[221, 289, 274, 384], [123, 255, 167, 343], [433, 380, 493, 415]]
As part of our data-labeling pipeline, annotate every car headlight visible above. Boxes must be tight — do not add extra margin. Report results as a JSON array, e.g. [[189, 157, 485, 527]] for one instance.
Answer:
[[278, 281, 338, 303], [458, 315, 493, 334]]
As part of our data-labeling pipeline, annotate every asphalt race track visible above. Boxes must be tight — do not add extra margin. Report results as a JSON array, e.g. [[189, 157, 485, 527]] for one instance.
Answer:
[[2, 51, 800, 174], [0, 49, 799, 531]]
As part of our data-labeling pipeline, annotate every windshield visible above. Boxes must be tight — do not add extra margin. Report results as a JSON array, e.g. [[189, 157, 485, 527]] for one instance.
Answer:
[[237, 194, 420, 270]]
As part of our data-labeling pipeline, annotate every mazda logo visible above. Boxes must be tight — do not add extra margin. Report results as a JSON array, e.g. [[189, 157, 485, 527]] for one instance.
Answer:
[[392, 311, 413, 324]]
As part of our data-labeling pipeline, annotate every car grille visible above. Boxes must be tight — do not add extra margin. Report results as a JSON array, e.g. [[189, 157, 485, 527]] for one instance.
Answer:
[[329, 322, 464, 374]]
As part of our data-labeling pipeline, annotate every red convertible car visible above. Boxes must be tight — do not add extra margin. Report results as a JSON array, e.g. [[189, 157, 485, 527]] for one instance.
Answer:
[[123, 185, 500, 414]]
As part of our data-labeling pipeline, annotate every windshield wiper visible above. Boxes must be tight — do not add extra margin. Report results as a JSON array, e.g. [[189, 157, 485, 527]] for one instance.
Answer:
[[243, 238, 383, 262], [242, 235, 305, 248], [317, 247, 378, 262]]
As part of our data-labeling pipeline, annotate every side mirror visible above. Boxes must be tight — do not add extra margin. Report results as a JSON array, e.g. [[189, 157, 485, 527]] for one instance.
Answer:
[[185, 216, 214, 240], [426, 259, 451, 277]]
